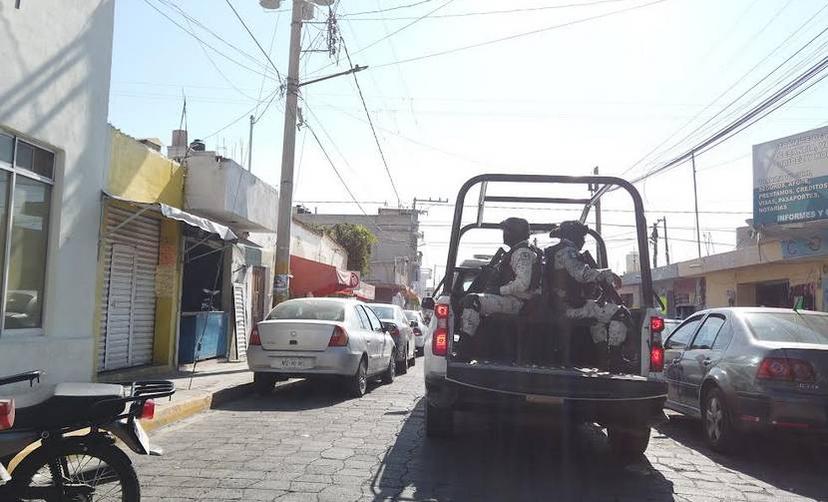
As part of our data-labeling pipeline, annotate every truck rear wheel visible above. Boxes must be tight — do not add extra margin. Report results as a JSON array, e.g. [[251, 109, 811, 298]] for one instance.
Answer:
[[426, 401, 454, 438], [607, 425, 651, 460]]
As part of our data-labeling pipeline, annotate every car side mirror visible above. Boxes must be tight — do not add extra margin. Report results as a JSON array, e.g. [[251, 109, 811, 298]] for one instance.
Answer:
[[410, 320, 418, 328], [422, 297, 435, 310]]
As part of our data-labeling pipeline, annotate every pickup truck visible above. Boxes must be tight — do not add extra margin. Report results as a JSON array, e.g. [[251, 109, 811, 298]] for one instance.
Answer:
[[422, 174, 668, 459]]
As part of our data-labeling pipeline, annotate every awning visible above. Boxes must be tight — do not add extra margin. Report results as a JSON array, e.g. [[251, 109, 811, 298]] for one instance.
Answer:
[[102, 191, 237, 241], [290, 255, 360, 298], [332, 281, 376, 301]]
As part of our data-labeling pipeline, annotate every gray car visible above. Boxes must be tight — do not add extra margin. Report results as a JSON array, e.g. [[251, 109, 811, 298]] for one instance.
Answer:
[[662, 307, 828, 451], [368, 304, 417, 375]]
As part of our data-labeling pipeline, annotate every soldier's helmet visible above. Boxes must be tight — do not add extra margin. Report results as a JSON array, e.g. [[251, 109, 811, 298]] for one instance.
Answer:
[[500, 217, 530, 248], [551, 220, 589, 248]]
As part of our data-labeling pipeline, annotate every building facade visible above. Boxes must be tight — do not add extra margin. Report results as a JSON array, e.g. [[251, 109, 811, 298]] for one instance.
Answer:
[[0, 0, 116, 384]]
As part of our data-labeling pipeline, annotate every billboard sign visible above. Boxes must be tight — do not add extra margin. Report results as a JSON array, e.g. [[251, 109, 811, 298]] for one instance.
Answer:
[[753, 126, 828, 226]]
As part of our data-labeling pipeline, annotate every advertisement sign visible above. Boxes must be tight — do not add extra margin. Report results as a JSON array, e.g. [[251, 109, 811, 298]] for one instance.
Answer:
[[780, 230, 828, 259], [753, 126, 828, 226]]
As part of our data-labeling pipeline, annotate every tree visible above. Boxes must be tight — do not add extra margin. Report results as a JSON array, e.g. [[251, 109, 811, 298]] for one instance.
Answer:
[[323, 223, 377, 274]]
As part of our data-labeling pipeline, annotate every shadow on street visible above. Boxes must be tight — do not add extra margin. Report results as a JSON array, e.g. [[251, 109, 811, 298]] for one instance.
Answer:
[[657, 414, 828, 501], [368, 398, 674, 502], [215, 378, 383, 412]]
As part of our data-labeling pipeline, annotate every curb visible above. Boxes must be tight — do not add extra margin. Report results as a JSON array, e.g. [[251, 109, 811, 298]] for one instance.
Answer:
[[140, 379, 303, 432]]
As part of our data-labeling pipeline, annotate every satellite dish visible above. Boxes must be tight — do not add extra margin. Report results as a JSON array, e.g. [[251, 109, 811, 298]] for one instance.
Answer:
[[259, 0, 282, 9]]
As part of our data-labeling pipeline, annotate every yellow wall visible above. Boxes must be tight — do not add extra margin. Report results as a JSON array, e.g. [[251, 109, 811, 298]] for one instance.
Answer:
[[703, 260, 825, 310], [94, 128, 185, 373], [108, 128, 184, 207]]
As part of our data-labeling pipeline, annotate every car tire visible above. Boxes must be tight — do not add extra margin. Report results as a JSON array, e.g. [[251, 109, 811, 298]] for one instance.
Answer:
[[381, 350, 396, 385], [426, 401, 454, 438], [408, 347, 416, 367], [396, 350, 408, 375], [347, 358, 368, 398], [703, 388, 736, 452], [607, 425, 651, 460], [416, 347, 424, 357], [253, 372, 276, 396]]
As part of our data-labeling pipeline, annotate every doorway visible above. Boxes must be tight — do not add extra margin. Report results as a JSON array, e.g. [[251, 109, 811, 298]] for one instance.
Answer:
[[251, 266, 267, 325], [755, 281, 790, 308]]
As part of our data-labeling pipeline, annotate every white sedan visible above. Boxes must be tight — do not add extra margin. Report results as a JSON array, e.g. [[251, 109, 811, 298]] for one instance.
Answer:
[[247, 298, 397, 397]]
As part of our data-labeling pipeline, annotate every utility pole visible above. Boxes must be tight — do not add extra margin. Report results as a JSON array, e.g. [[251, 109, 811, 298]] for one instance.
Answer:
[[273, 0, 304, 305], [691, 151, 702, 259], [247, 115, 254, 172], [650, 221, 659, 268], [662, 217, 670, 265], [593, 166, 602, 234]]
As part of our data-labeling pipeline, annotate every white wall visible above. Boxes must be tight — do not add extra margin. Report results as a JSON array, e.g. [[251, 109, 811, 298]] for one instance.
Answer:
[[0, 0, 115, 384], [291, 222, 348, 270]]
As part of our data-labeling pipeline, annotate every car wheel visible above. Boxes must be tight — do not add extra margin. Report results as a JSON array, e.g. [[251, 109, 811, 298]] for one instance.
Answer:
[[607, 425, 651, 460], [416, 347, 424, 357], [408, 345, 416, 367], [426, 401, 454, 438], [253, 372, 276, 396], [347, 358, 368, 398], [703, 388, 736, 452], [396, 349, 408, 375], [381, 350, 396, 385]]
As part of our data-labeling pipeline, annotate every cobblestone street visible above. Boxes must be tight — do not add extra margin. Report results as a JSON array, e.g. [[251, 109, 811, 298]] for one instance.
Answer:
[[135, 362, 828, 502]]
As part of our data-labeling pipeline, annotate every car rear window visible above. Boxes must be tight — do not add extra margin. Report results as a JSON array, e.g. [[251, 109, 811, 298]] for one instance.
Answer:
[[370, 305, 394, 320], [744, 312, 828, 344], [404, 311, 418, 322], [267, 300, 345, 321]]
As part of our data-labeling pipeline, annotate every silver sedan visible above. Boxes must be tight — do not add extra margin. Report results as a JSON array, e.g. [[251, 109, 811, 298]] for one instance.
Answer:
[[662, 307, 828, 451], [247, 298, 397, 397]]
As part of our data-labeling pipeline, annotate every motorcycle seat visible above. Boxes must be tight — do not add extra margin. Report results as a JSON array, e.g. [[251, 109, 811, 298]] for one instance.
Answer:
[[9, 383, 125, 431]]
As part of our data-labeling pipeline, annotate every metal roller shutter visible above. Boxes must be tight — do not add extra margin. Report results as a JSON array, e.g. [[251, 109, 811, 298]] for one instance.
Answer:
[[99, 205, 160, 371]]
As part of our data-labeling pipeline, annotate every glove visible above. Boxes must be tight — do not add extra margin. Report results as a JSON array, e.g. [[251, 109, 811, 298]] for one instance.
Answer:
[[598, 270, 622, 289]]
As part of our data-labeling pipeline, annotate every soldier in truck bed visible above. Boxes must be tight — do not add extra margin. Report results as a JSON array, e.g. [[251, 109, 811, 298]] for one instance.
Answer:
[[460, 217, 542, 338], [549, 220, 628, 347]]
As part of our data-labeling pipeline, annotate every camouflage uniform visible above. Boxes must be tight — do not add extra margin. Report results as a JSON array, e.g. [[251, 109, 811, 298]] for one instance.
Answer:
[[553, 240, 627, 346], [461, 241, 540, 337]]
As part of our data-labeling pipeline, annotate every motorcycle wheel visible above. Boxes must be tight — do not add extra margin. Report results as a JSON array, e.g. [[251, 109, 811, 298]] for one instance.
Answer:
[[10, 438, 140, 502]]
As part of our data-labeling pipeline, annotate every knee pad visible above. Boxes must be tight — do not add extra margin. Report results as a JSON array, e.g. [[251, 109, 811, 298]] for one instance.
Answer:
[[461, 294, 481, 311]]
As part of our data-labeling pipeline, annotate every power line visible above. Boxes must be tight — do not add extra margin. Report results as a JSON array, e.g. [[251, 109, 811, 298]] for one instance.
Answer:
[[349, 0, 456, 57], [340, 35, 402, 207], [345, 0, 635, 20], [224, 0, 286, 86], [203, 87, 280, 139], [342, 0, 435, 17], [369, 0, 668, 69]]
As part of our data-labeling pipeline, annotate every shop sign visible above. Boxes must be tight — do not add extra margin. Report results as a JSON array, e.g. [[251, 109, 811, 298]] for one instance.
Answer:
[[780, 230, 828, 259], [753, 125, 828, 226]]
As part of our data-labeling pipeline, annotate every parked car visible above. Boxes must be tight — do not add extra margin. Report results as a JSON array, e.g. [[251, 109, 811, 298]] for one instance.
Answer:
[[404, 309, 429, 356], [247, 298, 397, 397], [368, 303, 417, 374], [663, 318, 682, 336], [661, 307, 828, 451]]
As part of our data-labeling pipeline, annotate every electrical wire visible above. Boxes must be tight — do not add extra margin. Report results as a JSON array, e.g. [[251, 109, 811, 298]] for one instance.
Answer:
[[344, 0, 635, 20], [340, 36, 402, 207], [369, 0, 668, 69], [203, 87, 281, 139], [224, 0, 286, 86], [342, 0, 435, 17]]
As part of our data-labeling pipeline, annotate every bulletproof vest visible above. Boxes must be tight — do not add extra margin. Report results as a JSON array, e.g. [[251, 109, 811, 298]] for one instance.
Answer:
[[493, 241, 542, 290], [545, 241, 588, 308]]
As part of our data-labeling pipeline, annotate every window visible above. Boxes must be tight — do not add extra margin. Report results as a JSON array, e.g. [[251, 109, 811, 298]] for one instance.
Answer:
[[354, 306, 370, 330], [691, 315, 725, 350], [664, 316, 702, 350], [0, 132, 54, 333], [712, 323, 733, 351], [266, 299, 345, 321], [369, 305, 394, 321], [744, 312, 828, 344], [362, 306, 383, 332]]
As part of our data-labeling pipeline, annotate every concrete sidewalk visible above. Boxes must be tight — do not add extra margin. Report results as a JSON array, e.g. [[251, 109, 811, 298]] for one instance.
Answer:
[[134, 359, 297, 431]]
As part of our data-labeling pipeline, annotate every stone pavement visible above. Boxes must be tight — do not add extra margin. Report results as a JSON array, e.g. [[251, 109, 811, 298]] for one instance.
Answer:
[[134, 361, 828, 501]]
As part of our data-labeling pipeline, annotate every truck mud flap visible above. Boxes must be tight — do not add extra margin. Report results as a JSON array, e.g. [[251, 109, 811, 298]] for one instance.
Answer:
[[446, 362, 667, 401]]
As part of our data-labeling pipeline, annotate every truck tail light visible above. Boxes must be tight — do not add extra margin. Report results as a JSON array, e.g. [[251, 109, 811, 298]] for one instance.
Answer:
[[329, 325, 349, 347], [0, 399, 14, 431], [650, 344, 664, 372], [433, 327, 448, 356], [650, 316, 665, 333], [435, 304, 449, 319], [249, 325, 261, 346]]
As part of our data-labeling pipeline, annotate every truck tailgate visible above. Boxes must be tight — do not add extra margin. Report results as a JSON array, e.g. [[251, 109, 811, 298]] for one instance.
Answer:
[[447, 362, 667, 400]]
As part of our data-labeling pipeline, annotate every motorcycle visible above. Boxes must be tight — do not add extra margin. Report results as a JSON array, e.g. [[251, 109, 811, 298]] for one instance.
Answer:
[[0, 370, 174, 501]]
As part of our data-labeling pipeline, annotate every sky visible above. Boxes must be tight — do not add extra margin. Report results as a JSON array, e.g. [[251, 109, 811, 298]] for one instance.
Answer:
[[109, 0, 828, 285]]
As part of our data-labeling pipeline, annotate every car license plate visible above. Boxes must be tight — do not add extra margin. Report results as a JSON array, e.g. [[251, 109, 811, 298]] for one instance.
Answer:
[[273, 357, 312, 370], [525, 394, 563, 405]]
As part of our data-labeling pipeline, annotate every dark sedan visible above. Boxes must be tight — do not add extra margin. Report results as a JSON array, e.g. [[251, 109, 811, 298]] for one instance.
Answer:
[[661, 307, 828, 451]]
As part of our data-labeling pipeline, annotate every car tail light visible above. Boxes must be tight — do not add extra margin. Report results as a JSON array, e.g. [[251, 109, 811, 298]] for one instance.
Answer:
[[650, 343, 664, 372], [433, 327, 448, 356], [757, 357, 815, 382], [249, 325, 261, 346], [0, 399, 14, 430], [435, 304, 449, 320], [650, 316, 665, 333], [138, 399, 155, 420], [329, 325, 349, 347]]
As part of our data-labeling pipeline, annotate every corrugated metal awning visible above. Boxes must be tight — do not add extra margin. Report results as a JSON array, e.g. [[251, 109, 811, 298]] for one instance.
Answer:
[[102, 191, 237, 241]]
